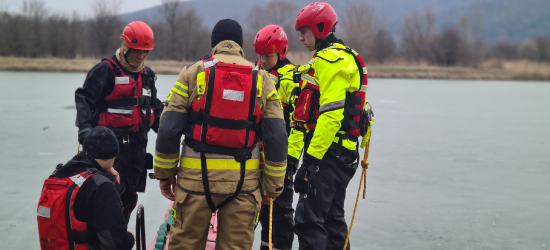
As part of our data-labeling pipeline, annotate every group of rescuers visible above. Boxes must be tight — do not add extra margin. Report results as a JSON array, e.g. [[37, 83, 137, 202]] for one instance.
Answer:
[[37, 2, 371, 250]]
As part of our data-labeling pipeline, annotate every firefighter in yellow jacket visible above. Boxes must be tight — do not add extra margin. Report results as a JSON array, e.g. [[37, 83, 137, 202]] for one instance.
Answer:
[[292, 3, 370, 250], [153, 19, 288, 250], [253, 24, 304, 250]]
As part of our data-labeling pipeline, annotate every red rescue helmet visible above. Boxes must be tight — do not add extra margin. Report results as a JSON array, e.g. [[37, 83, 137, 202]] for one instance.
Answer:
[[254, 25, 289, 60], [295, 2, 338, 39], [120, 21, 154, 50]]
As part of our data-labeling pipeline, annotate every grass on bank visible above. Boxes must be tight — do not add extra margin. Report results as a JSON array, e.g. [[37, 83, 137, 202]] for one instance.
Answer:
[[1, 55, 549, 81]]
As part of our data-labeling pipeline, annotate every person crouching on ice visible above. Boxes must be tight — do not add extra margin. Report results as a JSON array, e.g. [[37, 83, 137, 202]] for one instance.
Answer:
[[37, 127, 136, 250], [254, 24, 305, 250]]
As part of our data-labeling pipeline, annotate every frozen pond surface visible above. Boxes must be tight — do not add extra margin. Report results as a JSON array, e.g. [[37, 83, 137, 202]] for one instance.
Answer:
[[0, 71, 549, 249]]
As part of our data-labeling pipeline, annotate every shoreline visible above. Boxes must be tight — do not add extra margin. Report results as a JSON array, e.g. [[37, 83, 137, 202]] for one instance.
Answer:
[[1, 56, 549, 81]]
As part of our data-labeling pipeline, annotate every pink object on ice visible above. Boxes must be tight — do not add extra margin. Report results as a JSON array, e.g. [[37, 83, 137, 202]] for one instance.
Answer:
[[148, 201, 218, 250]]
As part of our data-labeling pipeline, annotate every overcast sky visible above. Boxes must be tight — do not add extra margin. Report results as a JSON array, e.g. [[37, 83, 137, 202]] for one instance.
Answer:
[[3, 0, 177, 17]]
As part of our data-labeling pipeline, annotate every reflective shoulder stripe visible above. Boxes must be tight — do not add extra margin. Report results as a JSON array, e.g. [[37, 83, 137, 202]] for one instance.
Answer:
[[257, 75, 263, 98], [154, 156, 179, 169], [362, 67, 368, 74], [301, 75, 318, 86], [172, 81, 189, 97], [263, 164, 286, 177], [270, 74, 279, 84], [107, 108, 133, 115], [360, 86, 368, 92], [266, 90, 280, 100], [204, 59, 220, 68], [69, 174, 86, 187], [319, 99, 346, 113]]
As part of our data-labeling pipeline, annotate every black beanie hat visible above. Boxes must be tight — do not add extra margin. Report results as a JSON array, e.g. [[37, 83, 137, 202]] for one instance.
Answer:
[[83, 127, 119, 160], [211, 19, 243, 48]]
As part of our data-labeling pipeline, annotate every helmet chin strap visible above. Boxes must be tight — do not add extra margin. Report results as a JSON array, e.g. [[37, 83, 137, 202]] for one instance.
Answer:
[[315, 25, 337, 50]]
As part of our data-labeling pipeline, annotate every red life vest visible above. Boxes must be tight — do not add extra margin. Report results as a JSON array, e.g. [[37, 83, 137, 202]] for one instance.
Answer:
[[186, 56, 263, 157], [37, 170, 98, 250], [293, 45, 369, 139], [185, 56, 263, 212], [98, 57, 154, 132]]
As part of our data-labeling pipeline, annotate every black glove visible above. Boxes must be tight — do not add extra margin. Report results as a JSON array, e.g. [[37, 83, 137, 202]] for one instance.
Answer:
[[287, 156, 299, 177], [77, 128, 92, 145], [294, 155, 319, 196]]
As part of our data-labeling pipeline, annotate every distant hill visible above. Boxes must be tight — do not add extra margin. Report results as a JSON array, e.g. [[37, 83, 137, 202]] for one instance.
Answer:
[[119, 0, 550, 41]]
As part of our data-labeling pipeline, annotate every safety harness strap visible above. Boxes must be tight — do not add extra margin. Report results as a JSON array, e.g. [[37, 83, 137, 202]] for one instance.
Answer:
[[189, 112, 256, 130], [177, 182, 257, 197], [103, 97, 147, 108], [65, 170, 95, 250], [198, 56, 251, 212], [184, 139, 253, 158]]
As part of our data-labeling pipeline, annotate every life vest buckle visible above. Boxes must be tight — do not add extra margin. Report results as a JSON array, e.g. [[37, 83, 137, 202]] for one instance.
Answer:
[[123, 135, 130, 144]]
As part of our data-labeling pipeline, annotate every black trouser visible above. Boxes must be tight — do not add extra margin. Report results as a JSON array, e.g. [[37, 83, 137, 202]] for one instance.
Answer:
[[112, 130, 150, 224], [259, 176, 295, 250], [294, 141, 358, 250]]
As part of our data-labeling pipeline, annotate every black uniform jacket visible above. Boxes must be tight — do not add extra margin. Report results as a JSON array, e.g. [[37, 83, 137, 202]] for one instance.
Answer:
[[51, 152, 134, 250]]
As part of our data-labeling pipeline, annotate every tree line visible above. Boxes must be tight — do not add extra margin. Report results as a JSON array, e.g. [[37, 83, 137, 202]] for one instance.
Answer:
[[1, 0, 549, 66]]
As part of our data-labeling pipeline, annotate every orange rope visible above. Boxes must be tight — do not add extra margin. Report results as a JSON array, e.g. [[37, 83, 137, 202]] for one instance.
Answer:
[[343, 135, 371, 250], [269, 198, 273, 250]]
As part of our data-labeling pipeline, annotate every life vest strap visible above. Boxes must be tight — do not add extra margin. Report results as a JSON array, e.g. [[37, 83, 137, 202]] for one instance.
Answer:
[[185, 138, 254, 160], [103, 96, 148, 108], [176, 182, 258, 197], [200, 152, 247, 212], [65, 170, 96, 250], [189, 111, 257, 131]]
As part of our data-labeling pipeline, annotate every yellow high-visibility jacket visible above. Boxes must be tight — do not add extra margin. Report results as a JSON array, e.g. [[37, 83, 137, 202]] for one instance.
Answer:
[[296, 42, 367, 162], [265, 61, 304, 162]]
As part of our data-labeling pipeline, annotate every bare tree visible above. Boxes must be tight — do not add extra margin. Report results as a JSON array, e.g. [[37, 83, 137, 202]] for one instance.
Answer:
[[492, 40, 518, 60], [67, 12, 83, 58], [22, 0, 46, 57], [372, 29, 396, 63], [430, 25, 465, 66], [518, 39, 538, 61], [340, 2, 379, 57], [46, 13, 69, 57], [244, 0, 300, 61], [533, 36, 550, 62], [459, 9, 484, 42], [160, 0, 181, 60], [90, 0, 122, 57], [177, 7, 210, 60], [401, 7, 436, 61]]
